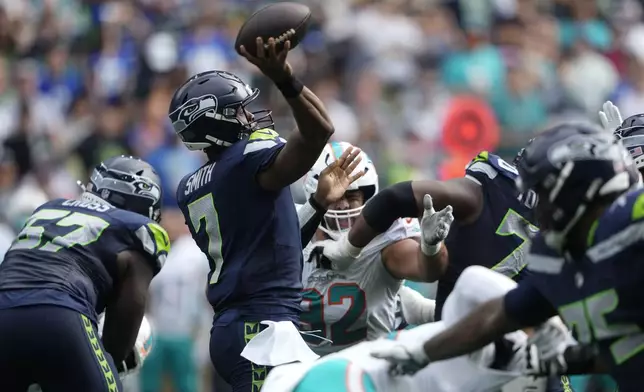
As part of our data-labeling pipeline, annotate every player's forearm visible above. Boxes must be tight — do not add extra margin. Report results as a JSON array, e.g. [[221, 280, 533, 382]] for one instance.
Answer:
[[283, 85, 334, 145], [102, 296, 146, 364], [417, 244, 448, 282], [350, 181, 419, 248], [259, 83, 335, 191], [422, 297, 520, 361]]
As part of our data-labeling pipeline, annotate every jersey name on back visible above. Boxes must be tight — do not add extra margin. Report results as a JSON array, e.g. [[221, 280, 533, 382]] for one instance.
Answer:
[[436, 151, 537, 320], [176, 129, 303, 320], [0, 197, 168, 322]]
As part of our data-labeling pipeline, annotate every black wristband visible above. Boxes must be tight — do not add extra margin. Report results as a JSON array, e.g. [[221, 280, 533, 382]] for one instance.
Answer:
[[362, 181, 418, 233], [308, 195, 327, 214], [275, 75, 304, 98]]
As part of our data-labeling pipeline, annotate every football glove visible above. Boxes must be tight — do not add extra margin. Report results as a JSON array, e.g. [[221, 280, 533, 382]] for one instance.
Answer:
[[599, 100, 623, 132], [420, 194, 454, 256], [371, 341, 430, 376], [527, 316, 575, 361], [524, 318, 578, 377]]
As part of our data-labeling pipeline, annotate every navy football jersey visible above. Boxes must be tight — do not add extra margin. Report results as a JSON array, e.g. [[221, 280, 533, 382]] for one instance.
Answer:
[[505, 187, 644, 391], [0, 197, 168, 322], [436, 151, 538, 320], [176, 128, 302, 321]]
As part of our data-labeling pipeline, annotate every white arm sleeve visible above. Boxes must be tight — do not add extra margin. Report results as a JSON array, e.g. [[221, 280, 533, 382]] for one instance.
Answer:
[[398, 285, 436, 325]]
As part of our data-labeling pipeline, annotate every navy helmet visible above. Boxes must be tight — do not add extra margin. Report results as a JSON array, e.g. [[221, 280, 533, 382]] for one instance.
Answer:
[[615, 113, 644, 171], [168, 70, 273, 151], [516, 121, 637, 249], [87, 156, 163, 222]]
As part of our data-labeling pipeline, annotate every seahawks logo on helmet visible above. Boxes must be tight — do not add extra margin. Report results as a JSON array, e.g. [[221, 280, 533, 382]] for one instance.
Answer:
[[169, 94, 219, 134], [133, 179, 161, 202]]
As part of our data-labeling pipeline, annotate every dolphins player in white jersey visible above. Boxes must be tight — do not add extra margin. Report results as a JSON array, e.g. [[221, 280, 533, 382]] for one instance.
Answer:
[[297, 141, 437, 355], [263, 266, 573, 392]]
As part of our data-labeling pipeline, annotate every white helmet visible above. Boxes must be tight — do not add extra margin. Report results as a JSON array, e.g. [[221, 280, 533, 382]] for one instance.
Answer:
[[302, 141, 378, 239]]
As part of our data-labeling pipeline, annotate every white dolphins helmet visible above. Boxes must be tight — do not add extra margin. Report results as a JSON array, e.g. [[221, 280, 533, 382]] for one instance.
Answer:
[[303, 141, 378, 239]]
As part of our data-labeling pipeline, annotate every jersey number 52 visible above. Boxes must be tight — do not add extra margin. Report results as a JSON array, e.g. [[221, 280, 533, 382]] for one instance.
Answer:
[[11, 209, 109, 252]]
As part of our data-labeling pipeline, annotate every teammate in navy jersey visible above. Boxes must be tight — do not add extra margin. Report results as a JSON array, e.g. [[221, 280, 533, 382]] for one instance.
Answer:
[[0, 156, 168, 391], [170, 37, 334, 392], [373, 122, 644, 391]]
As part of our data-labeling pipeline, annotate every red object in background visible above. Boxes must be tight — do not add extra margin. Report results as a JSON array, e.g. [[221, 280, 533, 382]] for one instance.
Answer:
[[441, 95, 500, 156], [438, 153, 471, 180]]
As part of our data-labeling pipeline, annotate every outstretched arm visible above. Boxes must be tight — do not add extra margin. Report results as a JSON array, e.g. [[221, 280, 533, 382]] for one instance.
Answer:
[[322, 178, 482, 272], [349, 178, 482, 248]]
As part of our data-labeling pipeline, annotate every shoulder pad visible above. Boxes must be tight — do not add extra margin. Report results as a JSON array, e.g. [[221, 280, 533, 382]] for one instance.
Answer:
[[466, 151, 518, 181], [134, 222, 170, 273], [243, 128, 286, 155], [587, 188, 644, 249]]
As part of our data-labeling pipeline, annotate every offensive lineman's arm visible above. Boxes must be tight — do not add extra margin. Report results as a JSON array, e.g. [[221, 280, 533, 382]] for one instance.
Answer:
[[102, 250, 154, 364], [351, 179, 482, 247], [421, 278, 555, 362], [344, 179, 480, 278]]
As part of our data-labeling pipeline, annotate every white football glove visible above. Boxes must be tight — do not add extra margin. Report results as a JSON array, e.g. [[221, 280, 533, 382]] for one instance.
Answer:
[[317, 234, 362, 271], [528, 316, 576, 361], [371, 341, 430, 376], [420, 194, 454, 256], [598, 100, 623, 132], [524, 317, 576, 377]]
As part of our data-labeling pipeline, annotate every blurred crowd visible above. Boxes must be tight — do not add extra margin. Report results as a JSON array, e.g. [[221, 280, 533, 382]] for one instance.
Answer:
[[0, 0, 639, 391]]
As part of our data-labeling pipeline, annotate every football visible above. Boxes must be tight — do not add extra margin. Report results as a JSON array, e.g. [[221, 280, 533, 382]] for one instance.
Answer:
[[235, 2, 312, 55]]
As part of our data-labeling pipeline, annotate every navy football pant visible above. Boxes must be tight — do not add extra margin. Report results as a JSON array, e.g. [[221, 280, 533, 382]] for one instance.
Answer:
[[0, 305, 122, 392], [210, 321, 270, 392]]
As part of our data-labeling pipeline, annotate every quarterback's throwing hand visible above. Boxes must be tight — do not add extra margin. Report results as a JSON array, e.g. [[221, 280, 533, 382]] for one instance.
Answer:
[[371, 343, 430, 376], [420, 194, 454, 256], [238, 35, 294, 82]]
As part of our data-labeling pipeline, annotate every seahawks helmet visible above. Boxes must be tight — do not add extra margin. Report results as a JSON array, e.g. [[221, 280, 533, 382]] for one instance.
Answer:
[[615, 113, 644, 171], [168, 70, 273, 151], [87, 156, 163, 222], [516, 121, 637, 250]]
